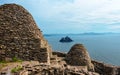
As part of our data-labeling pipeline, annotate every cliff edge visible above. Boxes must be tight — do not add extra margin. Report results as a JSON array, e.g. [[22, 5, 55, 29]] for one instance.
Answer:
[[0, 4, 120, 75]]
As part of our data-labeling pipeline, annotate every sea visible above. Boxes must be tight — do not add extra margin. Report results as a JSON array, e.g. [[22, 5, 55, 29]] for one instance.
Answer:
[[44, 34, 120, 66]]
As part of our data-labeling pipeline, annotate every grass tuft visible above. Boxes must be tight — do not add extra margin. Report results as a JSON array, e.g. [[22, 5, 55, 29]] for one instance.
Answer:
[[11, 66, 23, 73]]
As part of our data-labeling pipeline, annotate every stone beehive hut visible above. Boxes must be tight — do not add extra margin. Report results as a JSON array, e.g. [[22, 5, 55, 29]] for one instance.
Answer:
[[0, 4, 52, 63], [66, 44, 94, 71]]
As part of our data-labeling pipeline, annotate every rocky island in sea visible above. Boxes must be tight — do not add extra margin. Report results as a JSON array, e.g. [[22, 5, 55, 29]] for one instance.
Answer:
[[59, 36, 73, 42], [0, 4, 120, 75]]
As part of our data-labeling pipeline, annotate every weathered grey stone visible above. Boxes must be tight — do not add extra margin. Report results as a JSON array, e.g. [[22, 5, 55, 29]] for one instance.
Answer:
[[1, 3, 120, 75], [52, 51, 66, 57], [0, 4, 52, 63], [66, 44, 94, 71], [92, 60, 120, 75]]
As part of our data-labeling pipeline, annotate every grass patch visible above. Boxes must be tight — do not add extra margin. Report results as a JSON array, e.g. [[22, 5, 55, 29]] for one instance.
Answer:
[[0, 60, 8, 64], [12, 57, 23, 62], [11, 66, 23, 73], [0, 57, 23, 70], [0, 61, 8, 70]]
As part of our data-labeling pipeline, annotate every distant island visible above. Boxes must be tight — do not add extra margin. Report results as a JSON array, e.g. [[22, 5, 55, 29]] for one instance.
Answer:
[[0, 4, 120, 75], [59, 36, 73, 42], [44, 32, 120, 37]]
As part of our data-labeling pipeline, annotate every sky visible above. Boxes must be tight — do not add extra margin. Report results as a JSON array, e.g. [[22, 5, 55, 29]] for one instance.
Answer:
[[0, 0, 120, 34]]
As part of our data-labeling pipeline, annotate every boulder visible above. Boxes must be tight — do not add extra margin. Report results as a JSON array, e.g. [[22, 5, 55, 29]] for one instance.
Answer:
[[92, 60, 119, 75]]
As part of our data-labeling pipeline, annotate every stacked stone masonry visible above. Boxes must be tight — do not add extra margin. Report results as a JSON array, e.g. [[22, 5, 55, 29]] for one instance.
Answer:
[[0, 4, 52, 63], [1, 3, 120, 75]]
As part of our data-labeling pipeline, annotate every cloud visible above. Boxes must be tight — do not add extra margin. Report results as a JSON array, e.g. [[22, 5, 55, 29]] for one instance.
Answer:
[[1, 0, 120, 33], [1, 0, 119, 24], [88, 0, 120, 23], [34, 0, 120, 24], [106, 25, 120, 32]]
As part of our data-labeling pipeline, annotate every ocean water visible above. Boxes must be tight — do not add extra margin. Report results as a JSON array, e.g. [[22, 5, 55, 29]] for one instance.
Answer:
[[44, 34, 120, 66]]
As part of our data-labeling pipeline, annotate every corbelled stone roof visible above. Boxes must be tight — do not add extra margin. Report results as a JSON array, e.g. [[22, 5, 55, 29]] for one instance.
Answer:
[[0, 4, 52, 63], [66, 44, 94, 71]]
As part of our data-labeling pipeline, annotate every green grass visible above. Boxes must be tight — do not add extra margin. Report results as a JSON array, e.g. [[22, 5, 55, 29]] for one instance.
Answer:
[[0, 61, 8, 70], [12, 57, 23, 62], [0, 61, 6, 64], [0, 58, 23, 70], [11, 66, 23, 73]]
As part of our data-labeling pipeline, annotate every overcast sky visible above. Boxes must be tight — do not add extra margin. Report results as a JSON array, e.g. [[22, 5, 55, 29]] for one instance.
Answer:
[[1, 0, 120, 34]]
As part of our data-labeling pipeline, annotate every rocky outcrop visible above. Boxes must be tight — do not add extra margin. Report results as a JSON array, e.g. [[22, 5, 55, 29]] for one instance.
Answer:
[[0, 3, 120, 75], [92, 60, 120, 75], [59, 36, 73, 42], [0, 4, 52, 63], [65, 44, 94, 71], [0, 61, 99, 75], [52, 51, 66, 57]]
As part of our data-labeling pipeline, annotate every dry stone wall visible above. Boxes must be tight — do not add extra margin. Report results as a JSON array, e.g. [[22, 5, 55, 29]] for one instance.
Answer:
[[65, 44, 94, 71], [0, 4, 52, 63]]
